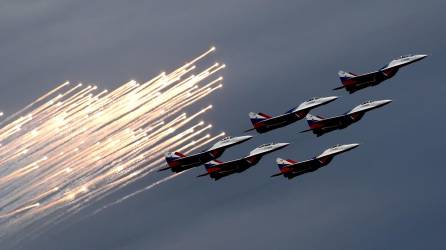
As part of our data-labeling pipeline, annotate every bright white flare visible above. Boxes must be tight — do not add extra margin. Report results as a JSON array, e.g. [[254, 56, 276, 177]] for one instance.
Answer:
[[0, 47, 223, 241]]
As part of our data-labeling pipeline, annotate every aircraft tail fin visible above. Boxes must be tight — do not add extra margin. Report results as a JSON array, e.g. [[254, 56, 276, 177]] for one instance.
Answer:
[[306, 114, 324, 128], [243, 127, 256, 133], [271, 158, 297, 177], [338, 70, 357, 86], [165, 151, 186, 163], [204, 160, 223, 173], [276, 158, 297, 172], [197, 160, 223, 177], [248, 112, 272, 126]]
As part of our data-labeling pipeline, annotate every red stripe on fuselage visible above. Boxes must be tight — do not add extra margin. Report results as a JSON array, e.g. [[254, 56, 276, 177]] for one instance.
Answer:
[[175, 152, 186, 157], [342, 79, 357, 86], [258, 112, 272, 118], [254, 122, 264, 129], [310, 122, 324, 129], [206, 167, 221, 173], [280, 167, 292, 174], [168, 161, 180, 168]]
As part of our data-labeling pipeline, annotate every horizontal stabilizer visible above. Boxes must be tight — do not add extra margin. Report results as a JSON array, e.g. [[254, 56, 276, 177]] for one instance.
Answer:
[[277, 158, 297, 167], [333, 85, 345, 90], [157, 166, 171, 172], [299, 128, 313, 133], [243, 127, 256, 133], [165, 151, 186, 162]]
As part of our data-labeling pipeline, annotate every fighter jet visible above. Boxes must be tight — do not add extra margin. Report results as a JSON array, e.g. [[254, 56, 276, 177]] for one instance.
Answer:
[[334, 54, 427, 93], [160, 135, 253, 173], [197, 142, 289, 180], [300, 99, 392, 137], [271, 143, 359, 179], [245, 96, 338, 133]]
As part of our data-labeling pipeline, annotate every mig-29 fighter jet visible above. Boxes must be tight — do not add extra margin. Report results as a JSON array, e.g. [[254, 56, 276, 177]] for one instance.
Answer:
[[334, 54, 427, 93], [198, 142, 289, 180], [300, 99, 392, 137], [271, 143, 359, 179], [160, 135, 253, 173], [245, 96, 338, 133]]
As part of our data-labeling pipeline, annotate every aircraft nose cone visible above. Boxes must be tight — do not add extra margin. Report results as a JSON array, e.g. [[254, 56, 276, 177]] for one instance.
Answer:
[[412, 54, 428, 62], [379, 99, 393, 106], [348, 143, 360, 149], [325, 96, 339, 103], [239, 135, 254, 141], [276, 142, 290, 149], [235, 135, 253, 143]]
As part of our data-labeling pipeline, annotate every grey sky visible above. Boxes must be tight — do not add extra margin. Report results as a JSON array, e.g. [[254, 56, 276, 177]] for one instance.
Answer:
[[1, 0, 446, 249]]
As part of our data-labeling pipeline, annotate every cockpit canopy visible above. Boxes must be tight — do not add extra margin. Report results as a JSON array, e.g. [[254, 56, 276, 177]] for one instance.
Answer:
[[361, 100, 373, 105], [399, 54, 413, 59]]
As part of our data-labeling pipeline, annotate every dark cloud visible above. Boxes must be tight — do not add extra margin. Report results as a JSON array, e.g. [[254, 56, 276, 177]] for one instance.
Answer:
[[1, 0, 445, 249]]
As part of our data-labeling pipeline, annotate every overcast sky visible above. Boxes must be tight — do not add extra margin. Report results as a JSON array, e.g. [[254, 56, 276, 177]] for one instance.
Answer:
[[1, 0, 446, 249]]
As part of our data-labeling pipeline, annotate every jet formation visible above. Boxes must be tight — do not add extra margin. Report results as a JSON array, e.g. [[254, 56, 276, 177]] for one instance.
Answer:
[[245, 96, 338, 133], [197, 143, 289, 180], [163, 53, 427, 181], [271, 144, 359, 179], [334, 54, 427, 93], [160, 135, 252, 173], [300, 99, 392, 137]]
